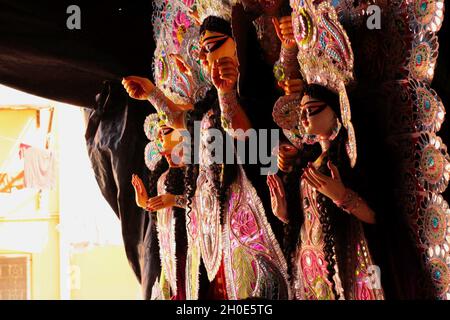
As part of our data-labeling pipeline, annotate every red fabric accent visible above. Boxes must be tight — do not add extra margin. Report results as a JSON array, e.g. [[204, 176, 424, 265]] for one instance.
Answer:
[[206, 260, 228, 300]]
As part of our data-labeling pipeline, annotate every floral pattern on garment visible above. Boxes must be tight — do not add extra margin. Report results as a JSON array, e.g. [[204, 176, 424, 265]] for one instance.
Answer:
[[187, 111, 290, 300], [156, 171, 178, 294], [223, 167, 291, 300], [294, 179, 385, 300]]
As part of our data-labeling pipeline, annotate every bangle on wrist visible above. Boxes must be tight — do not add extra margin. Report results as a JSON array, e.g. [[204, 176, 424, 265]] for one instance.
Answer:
[[280, 45, 298, 63], [274, 46, 300, 82], [333, 188, 362, 215], [175, 195, 187, 208], [147, 87, 175, 124], [218, 90, 238, 131]]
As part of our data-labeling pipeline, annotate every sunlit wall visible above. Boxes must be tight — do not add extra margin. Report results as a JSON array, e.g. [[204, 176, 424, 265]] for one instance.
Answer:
[[0, 85, 140, 300]]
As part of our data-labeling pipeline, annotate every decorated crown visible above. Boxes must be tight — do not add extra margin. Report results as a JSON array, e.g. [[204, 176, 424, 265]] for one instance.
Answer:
[[196, 0, 232, 23], [291, 0, 354, 92], [152, 0, 212, 105], [274, 0, 358, 167], [144, 113, 164, 171]]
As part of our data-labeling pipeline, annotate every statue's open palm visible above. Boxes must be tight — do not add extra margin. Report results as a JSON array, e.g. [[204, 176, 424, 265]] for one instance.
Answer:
[[131, 174, 148, 209], [267, 174, 289, 224]]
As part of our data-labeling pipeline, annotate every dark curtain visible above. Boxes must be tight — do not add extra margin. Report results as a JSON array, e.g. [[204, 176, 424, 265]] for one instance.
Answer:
[[84, 80, 160, 299], [0, 0, 154, 106], [0, 0, 159, 298]]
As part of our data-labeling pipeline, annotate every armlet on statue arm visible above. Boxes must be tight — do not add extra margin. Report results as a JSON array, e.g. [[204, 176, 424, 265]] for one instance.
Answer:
[[273, 45, 301, 82], [147, 87, 184, 127], [218, 89, 239, 132]]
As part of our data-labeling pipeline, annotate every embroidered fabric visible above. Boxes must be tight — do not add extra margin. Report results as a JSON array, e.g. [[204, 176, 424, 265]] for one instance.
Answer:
[[185, 200, 202, 299], [156, 171, 179, 294], [195, 111, 224, 281], [186, 110, 291, 299], [222, 166, 291, 299], [293, 179, 384, 300], [293, 179, 338, 300]]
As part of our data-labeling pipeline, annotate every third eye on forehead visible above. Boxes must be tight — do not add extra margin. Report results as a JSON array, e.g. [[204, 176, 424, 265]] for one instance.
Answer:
[[300, 100, 325, 108], [304, 103, 327, 117], [201, 34, 227, 44], [203, 39, 228, 53]]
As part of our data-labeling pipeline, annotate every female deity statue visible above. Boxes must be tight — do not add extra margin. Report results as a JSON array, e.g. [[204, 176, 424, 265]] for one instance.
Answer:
[[268, 0, 385, 300], [131, 114, 188, 300], [124, 0, 290, 300]]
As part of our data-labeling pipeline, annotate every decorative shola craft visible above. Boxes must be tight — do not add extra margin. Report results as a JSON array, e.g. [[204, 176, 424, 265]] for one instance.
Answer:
[[122, 0, 449, 300]]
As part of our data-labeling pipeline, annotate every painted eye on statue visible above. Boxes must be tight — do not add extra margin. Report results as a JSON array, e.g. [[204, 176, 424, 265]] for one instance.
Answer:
[[200, 35, 229, 54], [302, 103, 327, 117], [161, 127, 174, 136]]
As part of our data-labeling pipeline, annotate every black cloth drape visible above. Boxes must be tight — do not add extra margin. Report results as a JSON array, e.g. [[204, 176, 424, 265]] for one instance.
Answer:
[[0, 0, 154, 107], [0, 0, 159, 298], [84, 80, 160, 299]]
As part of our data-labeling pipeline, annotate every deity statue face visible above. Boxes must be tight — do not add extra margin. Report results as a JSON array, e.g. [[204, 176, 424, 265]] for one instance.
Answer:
[[299, 94, 337, 138], [158, 124, 183, 162], [199, 30, 238, 77], [239, 0, 283, 15]]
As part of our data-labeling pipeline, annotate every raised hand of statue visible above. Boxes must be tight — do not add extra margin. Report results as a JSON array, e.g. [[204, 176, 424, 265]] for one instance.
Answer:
[[131, 174, 149, 209], [146, 194, 177, 212], [122, 76, 155, 100], [303, 161, 346, 202], [272, 16, 296, 49], [277, 143, 299, 173], [187, 9, 201, 26], [278, 79, 304, 96], [211, 57, 239, 94], [267, 174, 289, 224]]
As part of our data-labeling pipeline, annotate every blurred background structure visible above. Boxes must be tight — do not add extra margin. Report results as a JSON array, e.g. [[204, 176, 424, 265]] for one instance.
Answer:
[[0, 85, 140, 299]]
